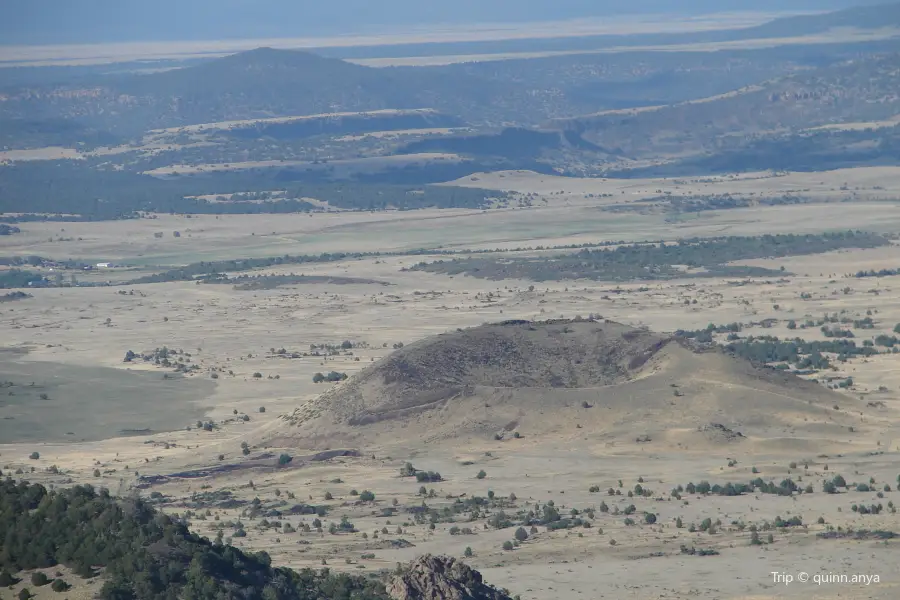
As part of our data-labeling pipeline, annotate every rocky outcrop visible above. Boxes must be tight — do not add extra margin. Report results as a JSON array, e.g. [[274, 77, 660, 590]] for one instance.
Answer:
[[387, 555, 514, 600]]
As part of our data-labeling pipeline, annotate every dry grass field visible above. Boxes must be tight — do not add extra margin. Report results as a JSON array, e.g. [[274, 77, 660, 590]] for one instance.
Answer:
[[143, 152, 464, 177], [5, 167, 900, 265], [4, 166, 900, 598]]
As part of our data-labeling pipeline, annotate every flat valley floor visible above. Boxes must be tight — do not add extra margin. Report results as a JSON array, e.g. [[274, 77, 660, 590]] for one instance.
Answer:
[[4, 167, 900, 599]]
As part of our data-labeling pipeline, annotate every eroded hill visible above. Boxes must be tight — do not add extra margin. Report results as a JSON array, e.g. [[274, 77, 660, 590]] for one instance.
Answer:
[[278, 319, 866, 451]]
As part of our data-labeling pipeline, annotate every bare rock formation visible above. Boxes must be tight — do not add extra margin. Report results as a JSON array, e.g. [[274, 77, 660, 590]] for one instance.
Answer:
[[388, 555, 514, 600]]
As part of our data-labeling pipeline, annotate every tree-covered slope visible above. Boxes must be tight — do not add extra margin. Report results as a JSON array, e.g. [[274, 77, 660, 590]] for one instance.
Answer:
[[0, 479, 389, 600]]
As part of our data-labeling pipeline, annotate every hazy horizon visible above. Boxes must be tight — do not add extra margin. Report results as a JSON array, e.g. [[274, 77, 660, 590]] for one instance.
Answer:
[[0, 0, 877, 45]]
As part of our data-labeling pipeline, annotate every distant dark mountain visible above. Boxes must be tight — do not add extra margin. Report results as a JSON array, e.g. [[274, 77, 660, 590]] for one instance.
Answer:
[[5, 39, 889, 149], [119, 48, 375, 98], [739, 2, 900, 37], [0, 0, 870, 45], [0, 48, 547, 138]]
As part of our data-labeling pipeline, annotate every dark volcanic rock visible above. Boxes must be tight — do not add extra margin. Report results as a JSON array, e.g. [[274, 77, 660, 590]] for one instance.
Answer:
[[388, 555, 513, 600]]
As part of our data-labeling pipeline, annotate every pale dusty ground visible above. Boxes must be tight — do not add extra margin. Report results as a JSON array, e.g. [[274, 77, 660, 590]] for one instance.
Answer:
[[1, 565, 104, 600], [450, 167, 900, 200], [4, 177, 900, 599], [0, 140, 216, 163], [335, 127, 468, 142], [805, 116, 900, 132], [0, 147, 83, 162], [143, 152, 462, 176], [146, 109, 441, 136]]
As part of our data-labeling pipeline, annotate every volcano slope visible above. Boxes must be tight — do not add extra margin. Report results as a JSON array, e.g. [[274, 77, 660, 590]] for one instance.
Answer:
[[278, 319, 868, 452]]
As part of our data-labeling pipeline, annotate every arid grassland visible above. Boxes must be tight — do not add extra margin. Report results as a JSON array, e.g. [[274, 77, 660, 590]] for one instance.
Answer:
[[5, 4, 900, 597], [4, 166, 900, 599]]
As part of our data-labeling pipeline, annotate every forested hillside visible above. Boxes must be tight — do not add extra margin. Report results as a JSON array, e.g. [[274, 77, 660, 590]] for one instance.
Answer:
[[561, 53, 900, 159], [0, 479, 389, 600], [0, 49, 547, 137], [0, 161, 510, 219]]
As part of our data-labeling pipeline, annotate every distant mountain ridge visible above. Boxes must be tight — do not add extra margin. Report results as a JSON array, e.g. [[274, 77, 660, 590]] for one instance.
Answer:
[[0, 0, 870, 44], [745, 1, 900, 37], [319, 2, 900, 61], [0, 48, 544, 136], [555, 52, 900, 161], [3, 6, 900, 177]]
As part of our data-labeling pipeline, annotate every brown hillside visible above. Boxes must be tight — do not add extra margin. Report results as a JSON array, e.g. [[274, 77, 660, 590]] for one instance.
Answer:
[[277, 319, 868, 451]]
